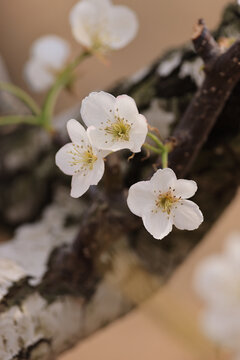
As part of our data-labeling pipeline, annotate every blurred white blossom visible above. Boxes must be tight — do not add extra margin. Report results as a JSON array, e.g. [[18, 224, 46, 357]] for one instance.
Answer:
[[56, 119, 107, 198], [194, 233, 240, 358], [81, 91, 148, 153], [24, 35, 70, 92], [179, 57, 204, 87], [69, 0, 138, 53], [127, 168, 203, 240]]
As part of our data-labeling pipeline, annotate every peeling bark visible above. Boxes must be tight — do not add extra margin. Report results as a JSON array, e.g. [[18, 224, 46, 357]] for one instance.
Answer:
[[0, 188, 159, 359]]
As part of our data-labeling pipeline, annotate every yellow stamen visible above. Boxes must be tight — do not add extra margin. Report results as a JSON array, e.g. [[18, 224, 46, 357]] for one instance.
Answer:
[[68, 144, 97, 174], [155, 190, 180, 214], [105, 117, 131, 141], [81, 148, 98, 170]]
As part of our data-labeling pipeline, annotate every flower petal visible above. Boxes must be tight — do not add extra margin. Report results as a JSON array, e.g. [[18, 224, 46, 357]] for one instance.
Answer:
[[67, 119, 89, 144], [127, 181, 155, 217], [55, 143, 77, 175], [225, 233, 240, 266], [24, 58, 55, 92], [69, 0, 99, 47], [172, 199, 203, 230], [69, 0, 138, 51], [89, 156, 105, 185], [97, 149, 111, 158], [87, 126, 115, 151], [106, 5, 138, 49], [129, 114, 148, 153], [174, 179, 197, 199], [89, 0, 111, 7], [88, 124, 138, 152], [202, 306, 240, 351], [115, 95, 139, 120], [71, 173, 91, 198], [194, 256, 239, 307], [31, 35, 70, 69], [87, 122, 147, 153], [70, 156, 105, 198], [114, 96, 148, 152], [150, 168, 177, 193], [142, 211, 172, 240], [81, 91, 115, 127]]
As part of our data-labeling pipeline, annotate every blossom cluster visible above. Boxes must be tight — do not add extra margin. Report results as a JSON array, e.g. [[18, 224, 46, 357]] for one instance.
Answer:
[[56, 91, 148, 197], [56, 91, 203, 240], [22, 0, 204, 241], [194, 234, 240, 358], [24, 0, 138, 92]]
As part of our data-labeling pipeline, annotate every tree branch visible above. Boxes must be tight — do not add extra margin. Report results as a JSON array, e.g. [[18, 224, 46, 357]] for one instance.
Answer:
[[40, 201, 139, 298], [0, 193, 143, 359], [168, 19, 240, 177], [192, 19, 220, 64]]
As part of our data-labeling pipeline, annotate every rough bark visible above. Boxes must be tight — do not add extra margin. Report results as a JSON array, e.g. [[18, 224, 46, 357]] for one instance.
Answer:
[[168, 19, 240, 176], [0, 3, 240, 359]]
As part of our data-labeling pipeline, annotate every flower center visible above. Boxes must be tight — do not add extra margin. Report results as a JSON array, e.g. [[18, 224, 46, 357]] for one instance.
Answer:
[[81, 147, 98, 170], [154, 189, 180, 215], [69, 144, 97, 174], [91, 33, 111, 53], [105, 117, 131, 141], [85, 19, 112, 53]]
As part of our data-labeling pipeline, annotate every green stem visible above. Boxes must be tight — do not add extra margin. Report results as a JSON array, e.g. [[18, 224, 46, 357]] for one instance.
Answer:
[[41, 50, 90, 130], [146, 131, 169, 167], [0, 82, 40, 115], [147, 132, 165, 152], [143, 143, 162, 154], [0, 115, 40, 126], [161, 150, 168, 168]]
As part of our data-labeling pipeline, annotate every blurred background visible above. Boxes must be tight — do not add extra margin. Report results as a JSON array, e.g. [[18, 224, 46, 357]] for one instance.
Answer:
[[0, 0, 229, 113], [0, 0, 236, 359]]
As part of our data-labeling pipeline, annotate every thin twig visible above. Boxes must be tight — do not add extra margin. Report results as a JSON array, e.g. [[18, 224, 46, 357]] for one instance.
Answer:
[[0, 81, 40, 115], [0, 115, 39, 126]]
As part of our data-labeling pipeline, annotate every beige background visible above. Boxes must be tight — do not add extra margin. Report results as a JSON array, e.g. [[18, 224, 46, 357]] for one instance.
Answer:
[[0, 0, 229, 112], [0, 0, 235, 359]]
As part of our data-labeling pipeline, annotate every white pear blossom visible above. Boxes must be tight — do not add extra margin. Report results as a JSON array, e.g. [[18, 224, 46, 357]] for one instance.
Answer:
[[127, 168, 203, 240], [195, 234, 240, 308], [81, 91, 148, 153], [194, 233, 240, 356], [24, 35, 70, 92], [69, 0, 138, 53], [55, 119, 106, 198]]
